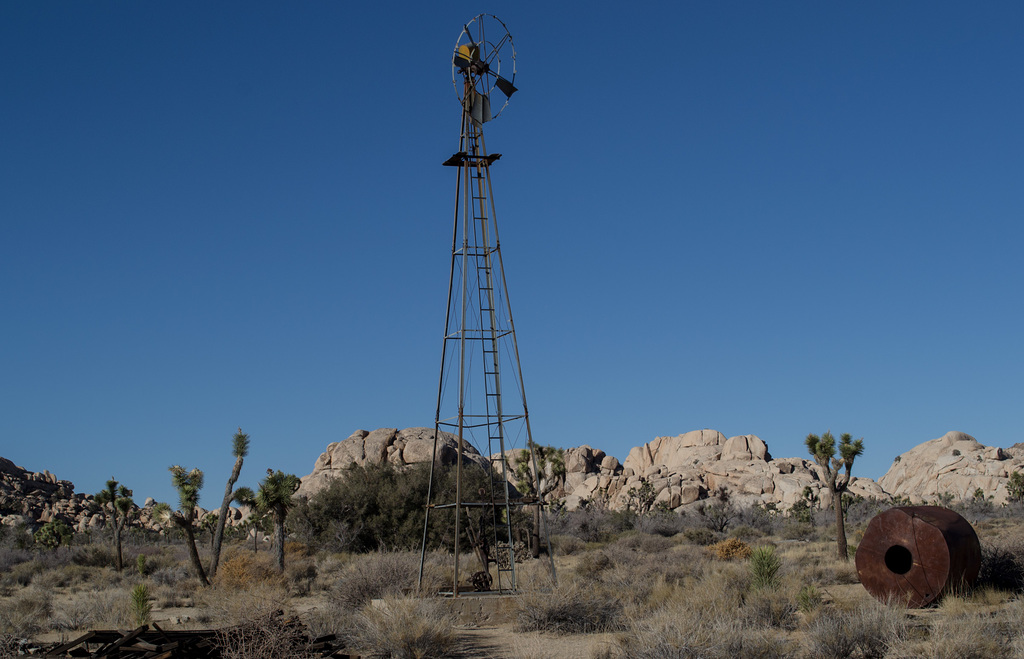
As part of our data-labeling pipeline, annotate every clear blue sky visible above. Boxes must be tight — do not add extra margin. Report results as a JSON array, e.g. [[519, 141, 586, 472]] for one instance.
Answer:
[[2, 2, 1021, 509]]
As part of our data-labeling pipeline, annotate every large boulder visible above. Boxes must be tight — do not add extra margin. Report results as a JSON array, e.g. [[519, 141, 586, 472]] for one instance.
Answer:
[[879, 431, 1021, 505], [297, 427, 489, 499]]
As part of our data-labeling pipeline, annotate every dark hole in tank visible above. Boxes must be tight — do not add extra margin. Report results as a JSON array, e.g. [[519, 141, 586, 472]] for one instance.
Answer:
[[885, 545, 913, 575]]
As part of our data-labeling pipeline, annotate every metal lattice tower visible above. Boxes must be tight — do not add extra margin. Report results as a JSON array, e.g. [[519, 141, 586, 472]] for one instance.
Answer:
[[418, 15, 556, 596]]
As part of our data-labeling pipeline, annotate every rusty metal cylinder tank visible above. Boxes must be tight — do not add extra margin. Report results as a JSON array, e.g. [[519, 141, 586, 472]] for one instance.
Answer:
[[855, 505, 980, 608]]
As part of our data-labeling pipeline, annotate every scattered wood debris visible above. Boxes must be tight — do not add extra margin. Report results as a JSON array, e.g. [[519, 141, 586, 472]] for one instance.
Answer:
[[23, 619, 359, 658]]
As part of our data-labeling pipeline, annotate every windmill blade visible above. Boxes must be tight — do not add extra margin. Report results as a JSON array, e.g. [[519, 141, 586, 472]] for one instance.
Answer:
[[470, 91, 492, 124], [494, 75, 517, 98], [484, 33, 509, 66]]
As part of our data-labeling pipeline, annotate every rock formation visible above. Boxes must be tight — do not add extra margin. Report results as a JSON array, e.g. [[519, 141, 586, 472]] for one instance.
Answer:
[[7, 428, 1024, 535], [296, 427, 490, 499], [880, 431, 1024, 506], [0, 456, 250, 534], [297, 428, 888, 513], [0, 457, 84, 528], [501, 429, 886, 513]]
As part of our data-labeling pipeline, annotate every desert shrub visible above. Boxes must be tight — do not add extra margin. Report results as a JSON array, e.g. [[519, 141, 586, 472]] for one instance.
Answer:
[[328, 551, 421, 611], [573, 550, 613, 578], [49, 592, 99, 632], [285, 557, 317, 595], [214, 551, 284, 590], [612, 597, 790, 659], [549, 534, 584, 556], [196, 582, 290, 628], [797, 584, 822, 612], [741, 589, 796, 630], [89, 588, 137, 629], [609, 531, 674, 554], [902, 607, 1009, 659], [803, 603, 908, 659], [152, 583, 188, 609], [0, 587, 52, 637], [30, 563, 99, 589], [634, 510, 688, 537], [514, 584, 623, 634], [216, 611, 318, 659], [778, 520, 815, 540], [353, 597, 456, 659], [708, 538, 751, 561], [312, 553, 352, 590], [735, 502, 781, 535], [729, 524, 764, 541], [151, 564, 192, 586], [977, 542, 1024, 592], [683, 527, 718, 546], [71, 545, 115, 568], [547, 506, 634, 543], [749, 545, 782, 590], [0, 548, 33, 575], [1, 560, 44, 588]]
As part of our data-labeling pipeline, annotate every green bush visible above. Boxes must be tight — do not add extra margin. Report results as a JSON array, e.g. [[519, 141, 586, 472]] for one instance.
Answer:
[[290, 462, 497, 553], [34, 519, 73, 549]]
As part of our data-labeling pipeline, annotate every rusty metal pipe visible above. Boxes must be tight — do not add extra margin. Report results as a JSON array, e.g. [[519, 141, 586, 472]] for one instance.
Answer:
[[855, 505, 981, 608]]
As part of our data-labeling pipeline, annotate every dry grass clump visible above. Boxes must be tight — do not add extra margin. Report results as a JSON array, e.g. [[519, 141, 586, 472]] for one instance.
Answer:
[[515, 583, 624, 634], [352, 597, 457, 659], [312, 552, 352, 588], [49, 591, 101, 632], [0, 587, 51, 637], [779, 542, 859, 586], [550, 534, 585, 556], [0, 560, 45, 589], [606, 597, 791, 658], [608, 531, 675, 555], [683, 527, 719, 546], [327, 551, 441, 611], [194, 582, 290, 628], [802, 602, 908, 659], [708, 537, 752, 560], [328, 552, 410, 610], [573, 550, 613, 579], [88, 588, 138, 629], [740, 589, 797, 630]]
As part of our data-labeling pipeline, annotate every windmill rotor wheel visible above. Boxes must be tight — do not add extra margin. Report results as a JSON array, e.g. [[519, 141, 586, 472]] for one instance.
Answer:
[[452, 14, 517, 122]]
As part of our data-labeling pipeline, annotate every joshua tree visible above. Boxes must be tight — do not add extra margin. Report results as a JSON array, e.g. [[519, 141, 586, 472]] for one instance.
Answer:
[[154, 466, 210, 585], [209, 427, 250, 577], [94, 478, 134, 571], [805, 431, 864, 561], [251, 470, 301, 572], [231, 486, 264, 552]]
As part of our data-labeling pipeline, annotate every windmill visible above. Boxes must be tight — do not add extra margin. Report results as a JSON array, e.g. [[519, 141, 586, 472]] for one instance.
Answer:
[[418, 15, 556, 596]]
